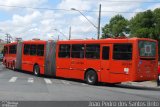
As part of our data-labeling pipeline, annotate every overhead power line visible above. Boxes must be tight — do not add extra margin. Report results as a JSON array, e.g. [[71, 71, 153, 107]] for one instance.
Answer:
[[0, 4, 148, 13], [82, 0, 160, 3], [0, 5, 70, 11]]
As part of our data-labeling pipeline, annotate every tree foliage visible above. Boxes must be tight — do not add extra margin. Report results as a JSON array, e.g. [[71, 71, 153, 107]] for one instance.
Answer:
[[102, 8, 160, 41], [102, 15, 129, 38], [102, 8, 160, 58], [129, 10, 159, 40]]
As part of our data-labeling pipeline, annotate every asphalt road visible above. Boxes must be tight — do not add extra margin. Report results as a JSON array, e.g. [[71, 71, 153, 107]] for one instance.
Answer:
[[0, 62, 160, 101]]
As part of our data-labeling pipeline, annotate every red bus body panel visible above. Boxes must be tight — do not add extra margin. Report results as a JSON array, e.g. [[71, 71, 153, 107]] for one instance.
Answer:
[[3, 42, 17, 68], [21, 40, 46, 74]]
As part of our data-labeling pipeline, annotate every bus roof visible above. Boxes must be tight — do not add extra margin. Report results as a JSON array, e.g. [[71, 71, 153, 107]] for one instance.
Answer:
[[4, 37, 157, 46], [23, 40, 46, 44], [57, 38, 157, 44], [4, 40, 47, 46]]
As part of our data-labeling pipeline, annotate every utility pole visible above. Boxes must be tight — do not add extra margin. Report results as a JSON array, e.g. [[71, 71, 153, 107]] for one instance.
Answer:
[[5, 33, 9, 43], [97, 4, 101, 39], [5, 33, 12, 43], [8, 35, 12, 43], [58, 35, 59, 41], [69, 26, 71, 40]]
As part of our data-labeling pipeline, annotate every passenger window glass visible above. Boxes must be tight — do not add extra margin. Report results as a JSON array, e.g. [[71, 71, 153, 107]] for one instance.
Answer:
[[37, 45, 44, 56], [71, 44, 84, 58], [9, 45, 17, 54], [58, 44, 70, 58], [24, 44, 30, 55], [30, 45, 37, 55], [102, 46, 110, 60], [113, 44, 132, 60], [86, 44, 100, 59]]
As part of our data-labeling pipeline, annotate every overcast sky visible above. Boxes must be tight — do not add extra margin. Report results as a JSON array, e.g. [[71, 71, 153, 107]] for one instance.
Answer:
[[0, 0, 160, 41]]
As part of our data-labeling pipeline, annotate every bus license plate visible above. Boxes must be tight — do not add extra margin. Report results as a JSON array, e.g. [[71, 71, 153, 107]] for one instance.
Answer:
[[159, 75, 160, 80]]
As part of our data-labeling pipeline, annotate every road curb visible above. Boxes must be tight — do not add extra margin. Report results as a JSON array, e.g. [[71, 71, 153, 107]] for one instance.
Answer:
[[119, 82, 160, 91]]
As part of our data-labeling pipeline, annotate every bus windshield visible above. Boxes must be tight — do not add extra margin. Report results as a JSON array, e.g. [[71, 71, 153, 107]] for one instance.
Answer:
[[139, 40, 156, 57]]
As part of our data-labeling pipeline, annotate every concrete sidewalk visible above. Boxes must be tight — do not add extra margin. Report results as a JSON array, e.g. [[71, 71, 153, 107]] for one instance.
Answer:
[[121, 81, 160, 89]]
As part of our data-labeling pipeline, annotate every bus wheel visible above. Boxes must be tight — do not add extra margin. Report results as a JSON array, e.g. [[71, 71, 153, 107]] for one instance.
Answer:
[[12, 63, 15, 71], [85, 70, 98, 85], [7, 63, 9, 68], [33, 65, 40, 76], [4, 61, 7, 68]]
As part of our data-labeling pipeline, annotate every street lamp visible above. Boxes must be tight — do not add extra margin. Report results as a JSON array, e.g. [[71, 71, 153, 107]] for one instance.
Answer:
[[51, 35, 59, 41], [71, 4, 101, 39], [54, 29, 68, 40], [71, 8, 98, 29]]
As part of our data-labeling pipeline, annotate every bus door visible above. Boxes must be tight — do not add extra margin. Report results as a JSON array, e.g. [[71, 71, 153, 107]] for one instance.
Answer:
[[56, 44, 71, 78], [36, 44, 45, 74], [22, 44, 36, 72], [100, 44, 111, 82], [69, 44, 85, 79], [109, 44, 133, 83]]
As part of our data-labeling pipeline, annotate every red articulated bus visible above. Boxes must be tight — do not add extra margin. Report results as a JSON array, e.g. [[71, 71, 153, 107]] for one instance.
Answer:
[[3, 38, 158, 85]]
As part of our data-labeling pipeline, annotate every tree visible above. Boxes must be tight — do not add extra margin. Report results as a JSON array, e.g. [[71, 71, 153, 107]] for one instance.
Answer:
[[153, 8, 160, 40], [129, 9, 160, 58], [102, 15, 129, 38], [129, 9, 159, 40]]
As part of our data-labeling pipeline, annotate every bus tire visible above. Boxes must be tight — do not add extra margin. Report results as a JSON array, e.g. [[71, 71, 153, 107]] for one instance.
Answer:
[[12, 62, 15, 71], [7, 62, 9, 68], [33, 65, 40, 76], [4, 61, 7, 68], [85, 70, 98, 85]]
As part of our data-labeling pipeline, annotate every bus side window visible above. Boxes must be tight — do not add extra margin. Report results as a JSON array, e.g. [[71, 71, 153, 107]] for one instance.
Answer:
[[9, 45, 17, 54], [58, 44, 70, 58], [86, 44, 100, 59], [30, 45, 37, 56], [71, 44, 84, 58], [24, 44, 30, 55], [102, 46, 110, 60], [37, 45, 44, 56], [113, 44, 132, 60]]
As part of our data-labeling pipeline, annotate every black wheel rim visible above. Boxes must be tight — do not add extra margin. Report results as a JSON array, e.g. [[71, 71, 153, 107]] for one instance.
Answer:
[[34, 68, 38, 75], [88, 74, 95, 83]]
